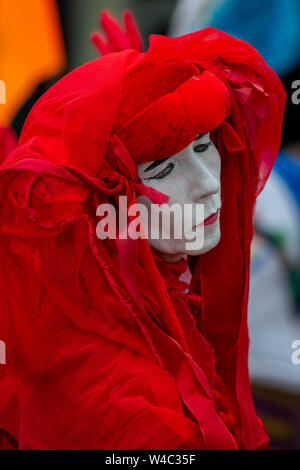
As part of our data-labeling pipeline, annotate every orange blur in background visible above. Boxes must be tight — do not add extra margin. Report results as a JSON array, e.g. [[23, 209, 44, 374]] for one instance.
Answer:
[[0, 0, 66, 126]]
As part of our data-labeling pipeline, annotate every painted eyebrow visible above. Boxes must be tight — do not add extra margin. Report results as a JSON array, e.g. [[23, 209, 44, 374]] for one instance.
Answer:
[[195, 134, 204, 141], [144, 157, 171, 172]]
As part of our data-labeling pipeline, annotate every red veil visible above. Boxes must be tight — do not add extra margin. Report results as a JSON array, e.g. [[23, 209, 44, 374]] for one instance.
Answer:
[[0, 29, 285, 450]]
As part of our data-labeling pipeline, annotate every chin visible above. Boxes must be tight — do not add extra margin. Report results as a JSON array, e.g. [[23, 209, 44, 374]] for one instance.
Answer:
[[148, 224, 221, 258], [184, 224, 221, 256]]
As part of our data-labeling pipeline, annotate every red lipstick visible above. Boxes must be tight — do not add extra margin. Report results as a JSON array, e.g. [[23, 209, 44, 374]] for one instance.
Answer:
[[204, 210, 220, 226], [195, 209, 220, 228]]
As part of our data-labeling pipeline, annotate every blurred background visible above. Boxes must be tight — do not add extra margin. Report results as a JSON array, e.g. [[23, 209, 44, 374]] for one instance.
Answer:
[[1, 0, 300, 450]]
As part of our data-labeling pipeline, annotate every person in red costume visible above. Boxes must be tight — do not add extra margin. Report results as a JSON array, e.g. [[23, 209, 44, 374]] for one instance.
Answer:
[[0, 10, 286, 450]]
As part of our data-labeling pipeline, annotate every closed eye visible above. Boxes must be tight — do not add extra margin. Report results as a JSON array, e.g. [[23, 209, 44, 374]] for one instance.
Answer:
[[143, 162, 175, 180]]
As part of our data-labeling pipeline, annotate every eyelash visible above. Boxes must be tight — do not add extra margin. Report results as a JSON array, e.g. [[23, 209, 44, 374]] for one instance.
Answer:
[[143, 141, 212, 181], [144, 162, 175, 181], [194, 142, 212, 153]]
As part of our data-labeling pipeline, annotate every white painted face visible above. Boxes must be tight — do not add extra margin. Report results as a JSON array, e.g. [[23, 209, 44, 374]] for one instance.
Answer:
[[137, 133, 221, 259]]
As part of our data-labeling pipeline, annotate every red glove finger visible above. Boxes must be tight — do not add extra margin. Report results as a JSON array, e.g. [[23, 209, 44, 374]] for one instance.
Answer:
[[90, 32, 114, 56], [123, 10, 144, 52], [100, 9, 130, 51]]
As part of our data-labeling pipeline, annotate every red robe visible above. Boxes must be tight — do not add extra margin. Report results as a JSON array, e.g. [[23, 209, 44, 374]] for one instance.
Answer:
[[0, 29, 286, 449]]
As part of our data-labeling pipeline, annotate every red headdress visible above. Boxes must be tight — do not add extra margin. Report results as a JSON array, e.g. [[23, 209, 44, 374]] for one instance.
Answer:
[[0, 28, 285, 450]]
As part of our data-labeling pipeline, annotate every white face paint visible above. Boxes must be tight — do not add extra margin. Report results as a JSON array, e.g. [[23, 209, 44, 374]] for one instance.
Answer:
[[137, 133, 221, 259]]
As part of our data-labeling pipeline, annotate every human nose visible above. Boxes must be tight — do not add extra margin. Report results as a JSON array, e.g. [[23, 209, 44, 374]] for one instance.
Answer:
[[188, 158, 220, 202]]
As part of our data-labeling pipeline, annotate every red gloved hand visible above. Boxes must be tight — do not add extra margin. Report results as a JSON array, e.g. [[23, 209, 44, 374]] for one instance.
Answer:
[[91, 9, 144, 56]]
